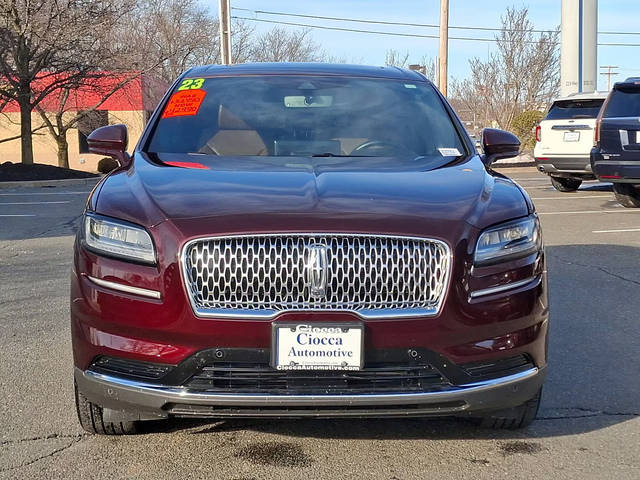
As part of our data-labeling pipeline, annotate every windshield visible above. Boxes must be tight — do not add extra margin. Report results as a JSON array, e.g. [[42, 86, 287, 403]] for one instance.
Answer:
[[545, 99, 604, 120], [146, 75, 465, 158]]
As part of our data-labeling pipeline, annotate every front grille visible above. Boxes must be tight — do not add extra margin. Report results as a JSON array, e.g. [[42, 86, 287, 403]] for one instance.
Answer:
[[182, 234, 450, 318], [166, 401, 467, 418], [184, 362, 449, 395]]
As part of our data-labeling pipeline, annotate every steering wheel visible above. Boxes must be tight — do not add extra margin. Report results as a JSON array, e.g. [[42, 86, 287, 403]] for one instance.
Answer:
[[352, 140, 412, 156]]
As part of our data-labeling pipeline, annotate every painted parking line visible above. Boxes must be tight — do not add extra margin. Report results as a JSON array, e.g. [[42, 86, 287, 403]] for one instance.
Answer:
[[0, 191, 91, 196], [530, 195, 611, 200], [538, 209, 640, 215], [509, 178, 555, 182], [0, 214, 36, 217], [523, 185, 610, 190], [0, 201, 71, 205], [592, 227, 640, 233]]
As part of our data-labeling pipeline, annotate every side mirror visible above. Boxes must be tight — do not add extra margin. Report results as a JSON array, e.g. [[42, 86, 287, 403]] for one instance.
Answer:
[[87, 124, 131, 167], [481, 128, 521, 167]]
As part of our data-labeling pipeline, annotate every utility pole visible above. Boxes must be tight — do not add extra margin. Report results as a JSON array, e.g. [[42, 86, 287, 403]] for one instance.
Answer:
[[438, 0, 449, 96], [219, 0, 232, 65], [599, 65, 619, 91]]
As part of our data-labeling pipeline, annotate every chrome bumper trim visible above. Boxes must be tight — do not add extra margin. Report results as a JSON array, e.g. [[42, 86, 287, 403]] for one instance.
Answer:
[[469, 276, 540, 299], [75, 366, 541, 410], [87, 276, 161, 299]]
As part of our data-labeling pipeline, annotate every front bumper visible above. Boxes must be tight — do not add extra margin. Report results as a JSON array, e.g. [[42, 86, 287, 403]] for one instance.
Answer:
[[75, 365, 545, 419]]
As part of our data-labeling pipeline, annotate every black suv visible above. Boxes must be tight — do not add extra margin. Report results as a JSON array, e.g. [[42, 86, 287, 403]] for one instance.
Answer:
[[591, 77, 640, 207]]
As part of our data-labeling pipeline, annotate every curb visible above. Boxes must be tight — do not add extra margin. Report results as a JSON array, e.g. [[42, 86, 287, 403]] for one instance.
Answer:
[[0, 176, 101, 190]]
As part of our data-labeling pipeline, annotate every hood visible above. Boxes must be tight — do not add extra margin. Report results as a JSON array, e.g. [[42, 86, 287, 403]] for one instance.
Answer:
[[95, 153, 529, 240]]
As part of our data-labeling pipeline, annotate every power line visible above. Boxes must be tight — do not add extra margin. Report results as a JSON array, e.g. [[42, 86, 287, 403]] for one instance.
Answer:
[[600, 65, 619, 90], [599, 42, 640, 47], [232, 7, 557, 33], [232, 7, 640, 37], [600, 31, 640, 36], [231, 16, 558, 44], [233, 16, 640, 47]]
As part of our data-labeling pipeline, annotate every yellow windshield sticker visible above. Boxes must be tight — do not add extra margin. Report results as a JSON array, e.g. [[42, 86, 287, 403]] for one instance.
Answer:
[[177, 78, 205, 91]]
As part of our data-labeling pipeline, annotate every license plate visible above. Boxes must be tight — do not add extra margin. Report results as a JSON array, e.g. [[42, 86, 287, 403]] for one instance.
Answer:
[[272, 323, 363, 371], [563, 131, 580, 142]]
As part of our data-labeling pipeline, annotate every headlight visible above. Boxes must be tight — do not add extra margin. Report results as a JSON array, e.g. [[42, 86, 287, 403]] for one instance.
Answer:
[[474, 216, 541, 265], [84, 214, 156, 264]]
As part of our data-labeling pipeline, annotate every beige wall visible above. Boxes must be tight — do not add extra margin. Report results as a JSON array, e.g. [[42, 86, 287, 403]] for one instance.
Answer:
[[0, 110, 146, 172]]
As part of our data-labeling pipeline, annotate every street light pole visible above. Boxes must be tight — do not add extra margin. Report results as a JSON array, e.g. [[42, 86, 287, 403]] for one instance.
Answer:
[[439, 0, 449, 96], [219, 0, 232, 65]]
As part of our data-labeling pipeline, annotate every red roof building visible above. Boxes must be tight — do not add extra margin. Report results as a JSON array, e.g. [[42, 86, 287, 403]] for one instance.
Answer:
[[0, 73, 167, 171]]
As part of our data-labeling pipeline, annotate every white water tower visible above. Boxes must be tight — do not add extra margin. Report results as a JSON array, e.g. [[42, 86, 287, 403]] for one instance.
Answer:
[[560, 0, 598, 96]]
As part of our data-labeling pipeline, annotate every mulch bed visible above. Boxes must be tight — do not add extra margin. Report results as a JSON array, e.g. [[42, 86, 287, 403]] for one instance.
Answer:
[[0, 161, 98, 182]]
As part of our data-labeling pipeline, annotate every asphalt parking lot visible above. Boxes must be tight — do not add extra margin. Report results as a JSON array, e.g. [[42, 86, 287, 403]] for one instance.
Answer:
[[1, 167, 638, 479]]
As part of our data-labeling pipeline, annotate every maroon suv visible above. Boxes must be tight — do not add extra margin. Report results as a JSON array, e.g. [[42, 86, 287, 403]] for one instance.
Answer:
[[71, 63, 548, 434]]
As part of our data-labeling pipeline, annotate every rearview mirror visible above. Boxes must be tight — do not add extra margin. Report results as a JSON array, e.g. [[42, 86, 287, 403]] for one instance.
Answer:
[[87, 124, 131, 168], [481, 128, 521, 167]]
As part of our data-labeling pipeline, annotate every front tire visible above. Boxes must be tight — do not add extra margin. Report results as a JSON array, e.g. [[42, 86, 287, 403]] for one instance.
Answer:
[[613, 183, 640, 208], [472, 388, 542, 429], [550, 176, 582, 192], [75, 382, 137, 435]]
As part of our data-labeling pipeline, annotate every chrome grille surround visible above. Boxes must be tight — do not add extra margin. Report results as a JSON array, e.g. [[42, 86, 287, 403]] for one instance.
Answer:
[[181, 234, 451, 319]]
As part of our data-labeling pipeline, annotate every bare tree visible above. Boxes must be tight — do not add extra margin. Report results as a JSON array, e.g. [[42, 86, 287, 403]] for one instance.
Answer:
[[121, 0, 217, 83], [451, 7, 559, 131], [0, 0, 133, 164], [385, 50, 435, 81], [120, 1, 255, 83], [249, 27, 325, 63], [385, 49, 410, 68], [415, 55, 436, 82], [34, 74, 147, 168]]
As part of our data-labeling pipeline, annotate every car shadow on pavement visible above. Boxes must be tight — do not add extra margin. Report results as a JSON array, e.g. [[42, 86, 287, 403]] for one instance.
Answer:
[[133, 244, 640, 441]]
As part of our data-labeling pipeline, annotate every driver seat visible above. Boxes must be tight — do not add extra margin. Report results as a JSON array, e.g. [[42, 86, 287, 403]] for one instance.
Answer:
[[202, 106, 268, 155]]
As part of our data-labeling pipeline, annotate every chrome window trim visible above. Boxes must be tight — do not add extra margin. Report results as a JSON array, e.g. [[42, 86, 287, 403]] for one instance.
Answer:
[[87, 275, 162, 299], [180, 233, 452, 320]]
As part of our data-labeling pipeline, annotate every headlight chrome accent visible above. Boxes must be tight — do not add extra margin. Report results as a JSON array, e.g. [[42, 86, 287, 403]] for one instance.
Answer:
[[86, 275, 161, 299], [474, 216, 541, 265], [84, 213, 156, 265]]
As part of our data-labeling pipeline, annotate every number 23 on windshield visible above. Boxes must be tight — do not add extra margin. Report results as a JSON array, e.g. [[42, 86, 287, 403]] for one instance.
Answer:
[[177, 78, 205, 91]]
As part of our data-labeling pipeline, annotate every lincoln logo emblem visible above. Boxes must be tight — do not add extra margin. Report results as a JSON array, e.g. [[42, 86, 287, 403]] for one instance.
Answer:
[[305, 244, 328, 298]]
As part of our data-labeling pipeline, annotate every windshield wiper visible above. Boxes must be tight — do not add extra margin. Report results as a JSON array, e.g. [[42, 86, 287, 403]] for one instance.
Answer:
[[311, 152, 370, 157]]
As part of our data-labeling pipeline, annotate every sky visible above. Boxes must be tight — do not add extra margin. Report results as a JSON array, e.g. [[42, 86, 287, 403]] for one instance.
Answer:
[[204, 0, 640, 91]]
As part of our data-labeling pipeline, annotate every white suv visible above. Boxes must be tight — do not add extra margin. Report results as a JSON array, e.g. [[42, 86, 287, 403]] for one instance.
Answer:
[[534, 92, 607, 191]]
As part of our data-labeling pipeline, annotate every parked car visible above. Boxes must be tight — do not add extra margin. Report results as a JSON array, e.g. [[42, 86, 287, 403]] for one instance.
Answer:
[[534, 92, 607, 191], [71, 63, 548, 435], [469, 133, 483, 153], [591, 77, 640, 207]]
